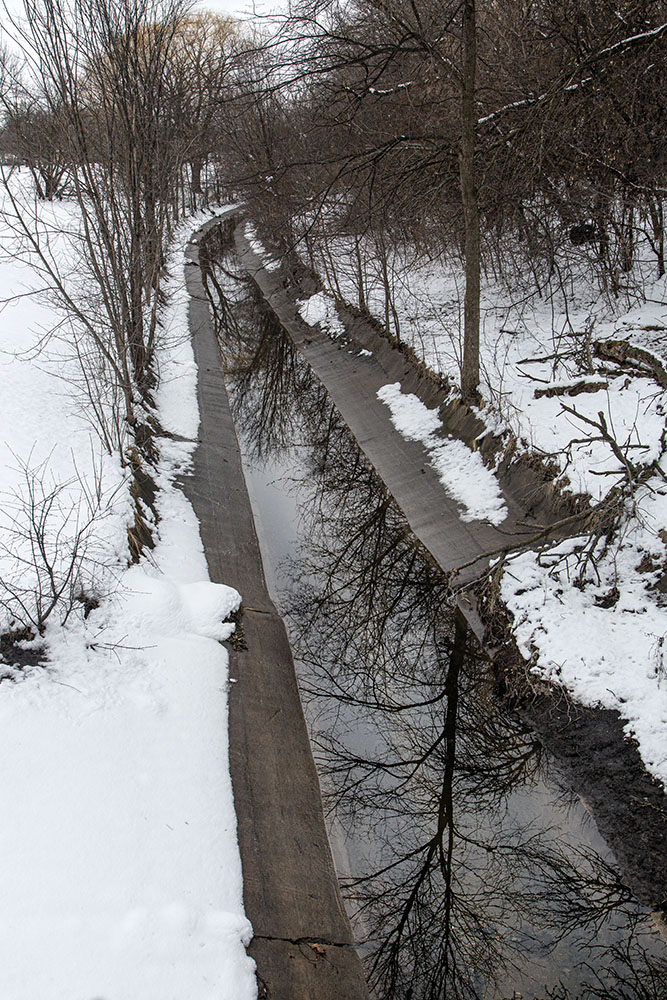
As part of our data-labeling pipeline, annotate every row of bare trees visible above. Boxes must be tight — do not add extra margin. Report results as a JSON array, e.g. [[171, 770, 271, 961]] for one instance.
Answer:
[[0, 0, 243, 636], [2, 1, 665, 415], [0, 0, 664, 626], [0, 0, 240, 456]]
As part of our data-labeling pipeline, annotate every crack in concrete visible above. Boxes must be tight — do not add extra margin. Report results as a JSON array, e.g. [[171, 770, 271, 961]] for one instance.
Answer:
[[253, 934, 356, 950]]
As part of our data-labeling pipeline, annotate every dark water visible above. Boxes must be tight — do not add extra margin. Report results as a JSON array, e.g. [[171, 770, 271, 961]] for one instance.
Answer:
[[201, 232, 667, 1000]]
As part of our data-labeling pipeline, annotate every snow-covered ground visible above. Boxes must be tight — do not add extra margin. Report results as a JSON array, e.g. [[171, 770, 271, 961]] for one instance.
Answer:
[[274, 227, 667, 789], [0, 183, 255, 999]]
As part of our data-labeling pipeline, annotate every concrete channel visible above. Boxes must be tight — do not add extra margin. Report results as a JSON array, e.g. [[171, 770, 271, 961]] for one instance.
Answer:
[[229, 220, 667, 921], [232, 224, 538, 643], [183, 216, 370, 1000], [183, 213, 667, 997]]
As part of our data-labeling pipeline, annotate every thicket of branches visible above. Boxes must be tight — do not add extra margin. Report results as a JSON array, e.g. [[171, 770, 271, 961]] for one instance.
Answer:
[[6, 0, 665, 409], [220, 0, 667, 398], [0, 0, 666, 627], [1, 0, 665, 443], [0, 0, 239, 452]]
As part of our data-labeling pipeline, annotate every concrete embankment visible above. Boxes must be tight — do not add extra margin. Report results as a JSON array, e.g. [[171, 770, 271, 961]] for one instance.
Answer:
[[235, 229, 526, 594], [184, 216, 370, 1000]]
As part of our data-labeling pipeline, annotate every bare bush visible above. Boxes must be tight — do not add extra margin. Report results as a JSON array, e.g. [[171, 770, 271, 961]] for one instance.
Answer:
[[0, 452, 117, 636]]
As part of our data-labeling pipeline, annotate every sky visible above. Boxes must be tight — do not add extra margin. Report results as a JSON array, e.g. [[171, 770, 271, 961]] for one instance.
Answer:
[[0, 0, 290, 29], [199, 0, 287, 20], [0, 0, 291, 54], [204, 0, 286, 15]]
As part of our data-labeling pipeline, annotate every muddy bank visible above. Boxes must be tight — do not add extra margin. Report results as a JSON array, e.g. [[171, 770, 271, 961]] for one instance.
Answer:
[[528, 696, 667, 911], [492, 629, 667, 912]]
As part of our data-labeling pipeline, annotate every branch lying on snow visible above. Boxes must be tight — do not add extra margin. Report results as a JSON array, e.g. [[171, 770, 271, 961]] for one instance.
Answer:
[[594, 340, 667, 390], [534, 380, 609, 399], [451, 478, 643, 597], [452, 403, 664, 587], [558, 403, 644, 484], [450, 506, 605, 583]]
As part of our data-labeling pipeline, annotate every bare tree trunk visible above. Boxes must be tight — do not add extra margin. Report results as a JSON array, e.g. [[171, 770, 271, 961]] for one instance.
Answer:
[[379, 238, 393, 343], [354, 237, 366, 310], [191, 158, 202, 194], [459, 0, 481, 402], [648, 198, 665, 278]]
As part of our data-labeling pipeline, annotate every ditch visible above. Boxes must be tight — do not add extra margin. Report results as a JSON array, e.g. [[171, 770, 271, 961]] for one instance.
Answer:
[[202, 226, 667, 1000]]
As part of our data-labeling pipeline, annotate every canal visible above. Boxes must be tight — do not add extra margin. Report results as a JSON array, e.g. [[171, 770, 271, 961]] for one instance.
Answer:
[[201, 224, 667, 1000]]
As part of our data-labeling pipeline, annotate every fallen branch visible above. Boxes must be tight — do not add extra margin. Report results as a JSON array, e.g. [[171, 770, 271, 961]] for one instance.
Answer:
[[535, 380, 609, 399], [594, 340, 667, 389], [559, 403, 639, 483], [450, 506, 599, 580]]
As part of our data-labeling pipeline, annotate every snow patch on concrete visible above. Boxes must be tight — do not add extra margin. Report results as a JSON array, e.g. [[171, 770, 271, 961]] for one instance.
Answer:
[[297, 290, 346, 339], [377, 382, 508, 525]]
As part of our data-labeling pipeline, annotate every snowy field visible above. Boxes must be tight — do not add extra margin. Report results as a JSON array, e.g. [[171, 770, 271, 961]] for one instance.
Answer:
[[256, 226, 667, 789], [0, 181, 255, 999]]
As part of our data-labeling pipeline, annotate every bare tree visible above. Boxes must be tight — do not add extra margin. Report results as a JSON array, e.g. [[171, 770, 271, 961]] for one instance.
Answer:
[[459, 0, 480, 400], [224, 0, 667, 397], [2, 0, 194, 432], [162, 11, 238, 211]]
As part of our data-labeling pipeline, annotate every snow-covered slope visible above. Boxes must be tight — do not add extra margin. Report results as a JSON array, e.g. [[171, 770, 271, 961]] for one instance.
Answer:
[[0, 185, 255, 998]]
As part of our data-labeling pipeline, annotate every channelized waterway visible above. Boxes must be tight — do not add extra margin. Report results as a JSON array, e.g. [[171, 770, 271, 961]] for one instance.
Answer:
[[201, 227, 667, 1000]]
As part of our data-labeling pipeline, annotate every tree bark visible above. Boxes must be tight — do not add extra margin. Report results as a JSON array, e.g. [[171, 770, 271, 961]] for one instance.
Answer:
[[459, 0, 481, 402], [191, 158, 202, 194], [648, 198, 665, 279]]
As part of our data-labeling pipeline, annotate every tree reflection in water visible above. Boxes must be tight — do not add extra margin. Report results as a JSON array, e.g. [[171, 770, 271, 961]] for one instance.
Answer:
[[203, 240, 667, 1000]]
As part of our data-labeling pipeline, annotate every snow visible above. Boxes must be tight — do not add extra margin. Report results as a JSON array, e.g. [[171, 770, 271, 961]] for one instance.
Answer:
[[377, 382, 508, 525], [0, 186, 256, 998], [297, 290, 346, 339], [0, 185, 130, 627], [0, 561, 252, 999], [244, 221, 281, 271], [501, 482, 667, 785], [476, 337, 666, 500]]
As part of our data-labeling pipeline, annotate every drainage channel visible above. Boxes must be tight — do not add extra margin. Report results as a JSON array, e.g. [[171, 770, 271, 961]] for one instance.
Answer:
[[201, 225, 667, 999]]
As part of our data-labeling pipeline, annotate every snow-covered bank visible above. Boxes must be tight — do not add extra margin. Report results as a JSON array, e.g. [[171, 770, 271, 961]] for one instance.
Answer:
[[282, 225, 667, 789], [0, 192, 256, 998], [500, 489, 667, 785]]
